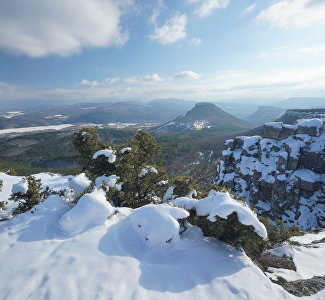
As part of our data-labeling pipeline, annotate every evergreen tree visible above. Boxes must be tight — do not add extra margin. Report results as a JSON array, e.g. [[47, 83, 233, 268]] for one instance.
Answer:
[[73, 127, 168, 208], [170, 176, 200, 198], [0, 179, 4, 209], [73, 128, 114, 177], [10, 176, 46, 215]]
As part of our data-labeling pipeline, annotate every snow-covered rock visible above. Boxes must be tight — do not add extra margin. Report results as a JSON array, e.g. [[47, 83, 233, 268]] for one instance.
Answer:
[[217, 118, 325, 230], [93, 149, 116, 163], [58, 189, 114, 236]]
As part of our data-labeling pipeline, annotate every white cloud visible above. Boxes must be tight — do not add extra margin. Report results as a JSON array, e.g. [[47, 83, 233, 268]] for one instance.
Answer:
[[79, 80, 99, 87], [124, 73, 165, 84], [173, 71, 202, 79], [149, 13, 187, 45], [257, 45, 325, 60], [0, 0, 128, 57], [105, 77, 120, 84], [2, 67, 325, 102], [257, 0, 325, 29], [189, 37, 203, 46], [241, 4, 256, 16], [195, 0, 230, 18]]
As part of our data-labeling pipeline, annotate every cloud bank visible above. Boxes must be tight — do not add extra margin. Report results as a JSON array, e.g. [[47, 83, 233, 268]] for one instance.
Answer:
[[0, 0, 128, 57]]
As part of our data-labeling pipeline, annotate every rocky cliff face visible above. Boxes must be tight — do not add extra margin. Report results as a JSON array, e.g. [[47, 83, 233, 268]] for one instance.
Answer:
[[216, 118, 325, 230]]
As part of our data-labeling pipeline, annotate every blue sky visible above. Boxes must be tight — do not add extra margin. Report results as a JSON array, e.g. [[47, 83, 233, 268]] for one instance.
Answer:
[[0, 0, 325, 105]]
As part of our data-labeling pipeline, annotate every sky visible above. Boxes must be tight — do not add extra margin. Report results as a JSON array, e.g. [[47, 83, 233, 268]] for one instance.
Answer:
[[0, 0, 325, 105]]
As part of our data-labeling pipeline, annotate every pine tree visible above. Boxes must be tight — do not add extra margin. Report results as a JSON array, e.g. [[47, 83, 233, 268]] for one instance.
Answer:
[[10, 176, 46, 215], [73, 128, 114, 177], [0, 179, 4, 209]]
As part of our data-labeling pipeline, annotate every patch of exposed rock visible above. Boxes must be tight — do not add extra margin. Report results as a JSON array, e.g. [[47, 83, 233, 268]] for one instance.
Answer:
[[274, 275, 325, 297]]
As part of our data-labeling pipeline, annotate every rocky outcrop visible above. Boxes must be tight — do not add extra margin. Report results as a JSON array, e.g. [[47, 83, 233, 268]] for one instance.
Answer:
[[216, 118, 325, 230]]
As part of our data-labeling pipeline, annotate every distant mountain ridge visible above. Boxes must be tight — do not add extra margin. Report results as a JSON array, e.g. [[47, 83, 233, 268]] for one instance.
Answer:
[[275, 97, 325, 109], [244, 106, 286, 126]]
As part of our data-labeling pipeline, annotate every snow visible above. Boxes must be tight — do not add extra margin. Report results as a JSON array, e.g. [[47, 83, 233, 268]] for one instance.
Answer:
[[130, 204, 189, 246], [290, 230, 325, 244], [95, 175, 119, 188], [157, 180, 168, 186], [266, 233, 325, 282], [293, 169, 321, 183], [121, 147, 132, 153], [93, 149, 116, 163], [265, 122, 283, 129], [172, 191, 267, 239], [58, 189, 115, 236], [297, 118, 323, 128], [139, 166, 158, 177], [163, 186, 175, 201], [0, 111, 25, 118], [1, 173, 324, 299], [69, 173, 91, 197], [12, 178, 28, 194], [0, 172, 72, 220], [0, 124, 73, 135]]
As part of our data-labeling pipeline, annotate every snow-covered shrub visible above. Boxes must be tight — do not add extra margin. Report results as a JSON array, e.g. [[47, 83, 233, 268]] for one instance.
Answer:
[[130, 204, 189, 246], [69, 173, 92, 200], [172, 190, 268, 256], [58, 189, 115, 236], [10, 175, 47, 215]]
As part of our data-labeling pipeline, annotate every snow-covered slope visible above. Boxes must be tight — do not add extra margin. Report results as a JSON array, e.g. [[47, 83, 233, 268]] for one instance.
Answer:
[[217, 118, 325, 230], [1, 173, 325, 299], [0, 196, 291, 300]]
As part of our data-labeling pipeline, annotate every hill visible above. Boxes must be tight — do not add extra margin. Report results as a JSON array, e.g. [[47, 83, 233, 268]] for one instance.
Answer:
[[153, 102, 252, 134]]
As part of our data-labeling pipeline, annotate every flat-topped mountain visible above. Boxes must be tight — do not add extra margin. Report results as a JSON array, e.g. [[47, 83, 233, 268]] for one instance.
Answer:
[[244, 106, 286, 126], [275, 108, 325, 124], [154, 102, 251, 134]]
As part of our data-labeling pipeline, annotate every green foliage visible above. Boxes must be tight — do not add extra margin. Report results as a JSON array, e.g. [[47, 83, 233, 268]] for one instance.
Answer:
[[10, 175, 48, 215], [73, 128, 110, 175], [189, 210, 266, 257], [170, 176, 200, 198], [73, 128, 168, 208], [259, 217, 300, 246], [130, 131, 161, 165]]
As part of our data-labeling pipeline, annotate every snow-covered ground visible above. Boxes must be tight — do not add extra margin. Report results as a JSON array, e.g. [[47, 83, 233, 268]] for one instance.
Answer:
[[0, 173, 324, 299], [265, 231, 325, 284], [0, 124, 74, 135]]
